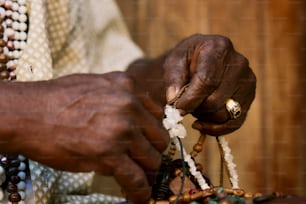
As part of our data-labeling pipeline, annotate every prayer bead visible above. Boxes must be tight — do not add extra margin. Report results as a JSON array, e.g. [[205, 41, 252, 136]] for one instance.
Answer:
[[7, 167, 19, 176], [8, 192, 22, 202], [0, 53, 8, 62], [6, 182, 18, 193], [17, 171, 26, 180], [0, 63, 6, 71], [189, 189, 200, 195], [18, 162, 26, 171], [0, 1, 29, 202], [17, 181, 26, 190], [0, 70, 9, 79], [10, 175, 20, 184]]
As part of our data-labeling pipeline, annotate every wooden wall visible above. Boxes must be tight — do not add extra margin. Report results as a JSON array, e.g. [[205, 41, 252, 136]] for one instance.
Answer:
[[116, 0, 306, 196]]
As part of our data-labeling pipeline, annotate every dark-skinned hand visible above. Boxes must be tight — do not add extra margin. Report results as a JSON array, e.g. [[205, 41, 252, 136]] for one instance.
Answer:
[[164, 34, 256, 136], [0, 72, 169, 204]]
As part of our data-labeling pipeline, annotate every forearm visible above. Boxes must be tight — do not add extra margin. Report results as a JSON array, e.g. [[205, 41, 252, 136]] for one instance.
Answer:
[[126, 54, 168, 106], [0, 80, 48, 154]]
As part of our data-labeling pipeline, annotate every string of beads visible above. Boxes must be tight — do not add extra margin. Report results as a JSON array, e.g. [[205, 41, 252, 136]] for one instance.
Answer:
[[0, 0, 28, 203], [0, 0, 28, 80], [150, 104, 288, 203]]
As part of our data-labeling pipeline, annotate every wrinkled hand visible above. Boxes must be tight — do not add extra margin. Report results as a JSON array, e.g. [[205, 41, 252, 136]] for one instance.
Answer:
[[164, 34, 256, 136], [18, 73, 169, 203]]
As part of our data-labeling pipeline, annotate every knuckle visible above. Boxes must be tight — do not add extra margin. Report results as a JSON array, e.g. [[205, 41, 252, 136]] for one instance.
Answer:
[[113, 71, 134, 90], [119, 93, 139, 110], [217, 35, 233, 50], [163, 51, 185, 71], [236, 53, 250, 68], [198, 75, 219, 92], [190, 33, 205, 40], [115, 119, 133, 136], [206, 35, 233, 51]]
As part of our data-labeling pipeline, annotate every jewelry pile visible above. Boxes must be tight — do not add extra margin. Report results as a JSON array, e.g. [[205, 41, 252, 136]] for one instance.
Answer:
[[149, 105, 288, 204]]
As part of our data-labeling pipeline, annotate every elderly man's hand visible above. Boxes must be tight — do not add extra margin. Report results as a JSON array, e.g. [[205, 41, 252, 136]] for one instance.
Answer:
[[164, 34, 256, 136], [1, 72, 169, 204]]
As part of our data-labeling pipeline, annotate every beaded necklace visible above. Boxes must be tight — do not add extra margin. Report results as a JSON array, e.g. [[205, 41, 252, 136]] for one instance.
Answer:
[[149, 105, 289, 204], [0, 0, 28, 203], [0, 0, 28, 81]]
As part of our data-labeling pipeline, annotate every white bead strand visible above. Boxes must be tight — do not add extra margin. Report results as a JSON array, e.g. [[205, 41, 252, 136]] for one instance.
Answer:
[[163, 105, 210, 190], [218, 136, 240, 189]]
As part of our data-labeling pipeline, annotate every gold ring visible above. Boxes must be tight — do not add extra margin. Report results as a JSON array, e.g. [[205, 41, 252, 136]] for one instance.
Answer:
[[225, 98, 241, 119]]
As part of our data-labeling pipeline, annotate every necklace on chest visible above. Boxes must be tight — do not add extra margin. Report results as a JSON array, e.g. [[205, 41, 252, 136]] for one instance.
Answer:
[[0, 0, 29, 203], [0, 0, 28, 81]]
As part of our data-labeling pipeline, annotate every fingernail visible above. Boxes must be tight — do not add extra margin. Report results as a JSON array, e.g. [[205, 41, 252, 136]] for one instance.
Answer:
[[166, 86, 179, 103]]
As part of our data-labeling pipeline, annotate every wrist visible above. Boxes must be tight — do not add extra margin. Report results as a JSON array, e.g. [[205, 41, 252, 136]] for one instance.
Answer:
[[0, 80, 48, 154]]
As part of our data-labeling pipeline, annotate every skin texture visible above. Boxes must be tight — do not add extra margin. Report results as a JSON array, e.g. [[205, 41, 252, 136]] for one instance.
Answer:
[[0, 34, 260, 203], [0, 73, 168, 203], [128, 34, 256, 136]]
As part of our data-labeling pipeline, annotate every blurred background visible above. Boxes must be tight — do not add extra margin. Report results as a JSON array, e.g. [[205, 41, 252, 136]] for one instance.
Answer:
[[115, 0, 306, 196]]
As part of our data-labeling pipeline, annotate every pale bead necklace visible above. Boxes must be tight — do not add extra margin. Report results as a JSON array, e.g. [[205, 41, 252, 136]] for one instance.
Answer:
[[0, 0, 28, 203], [160, 105, 240, 203], [0, 0, 28, 81]]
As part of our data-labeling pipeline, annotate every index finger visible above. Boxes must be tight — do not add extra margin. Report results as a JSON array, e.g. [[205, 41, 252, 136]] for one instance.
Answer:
[[164, 43, 227, 113]]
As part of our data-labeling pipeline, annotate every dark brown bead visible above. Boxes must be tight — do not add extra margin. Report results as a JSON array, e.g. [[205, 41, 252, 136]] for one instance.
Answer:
[[7, 32, 15, 41], [0, 70, 10, 80], [8, 192, 21, 202], [0, 26, 3, 38], [0, 39, 6, 47], [196, 163, 203, 172], [6, 182, 17, 193], [0, 63, 7, 71], [7, 167, 18, 176], [10, 159, 20, 167], [0, 53, 8, 63], [10, 175, 20, 184]]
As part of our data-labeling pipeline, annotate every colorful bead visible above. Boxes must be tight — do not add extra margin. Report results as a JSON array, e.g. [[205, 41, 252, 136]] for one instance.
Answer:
[[189, 189, 200, 195]]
